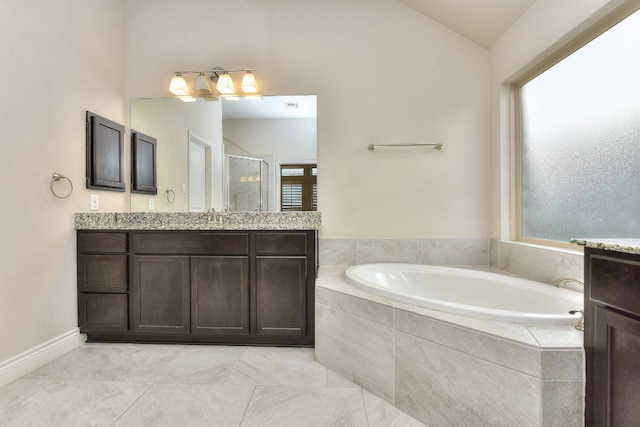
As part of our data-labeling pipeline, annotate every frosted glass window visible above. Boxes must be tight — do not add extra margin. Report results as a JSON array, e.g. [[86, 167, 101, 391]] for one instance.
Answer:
[[519, 9, 640, 243]]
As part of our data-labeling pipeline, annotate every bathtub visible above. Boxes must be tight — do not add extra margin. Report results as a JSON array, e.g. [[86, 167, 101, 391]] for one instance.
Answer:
[[345, 263, 583, 326], [316, 264, 585, 426]]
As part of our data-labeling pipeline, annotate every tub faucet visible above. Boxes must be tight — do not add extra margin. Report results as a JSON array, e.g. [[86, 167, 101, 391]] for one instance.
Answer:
[[553, 276, 584, 292], [569, 309, 584, 331]]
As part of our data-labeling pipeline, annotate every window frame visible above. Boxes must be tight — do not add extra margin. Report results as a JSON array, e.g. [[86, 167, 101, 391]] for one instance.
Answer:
[[280, 163, 317, 211], [510, 1, 640, 249]]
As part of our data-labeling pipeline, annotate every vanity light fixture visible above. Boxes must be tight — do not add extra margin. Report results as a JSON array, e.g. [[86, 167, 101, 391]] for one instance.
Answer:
[[167, 67, 261, 100], [169, 73, 189, 96]]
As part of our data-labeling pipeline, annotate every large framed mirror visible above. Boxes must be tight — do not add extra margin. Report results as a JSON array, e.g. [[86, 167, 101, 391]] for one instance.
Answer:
[[130, 95, 317, 212]]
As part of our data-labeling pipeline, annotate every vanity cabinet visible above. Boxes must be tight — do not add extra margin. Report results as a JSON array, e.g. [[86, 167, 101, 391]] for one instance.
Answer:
[[76, 229, 315, 346], [584, 247, 640, 426]]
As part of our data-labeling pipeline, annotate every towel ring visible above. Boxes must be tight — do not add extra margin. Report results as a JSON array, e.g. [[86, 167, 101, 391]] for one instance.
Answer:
[[166, 188, 176, 204], [50, 173, 73, 199]]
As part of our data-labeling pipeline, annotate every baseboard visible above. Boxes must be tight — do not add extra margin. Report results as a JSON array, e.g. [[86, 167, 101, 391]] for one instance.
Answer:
[[0, 328, 86, 388]]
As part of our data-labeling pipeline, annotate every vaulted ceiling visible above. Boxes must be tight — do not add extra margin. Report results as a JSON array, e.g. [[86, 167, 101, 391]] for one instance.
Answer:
[[397, 0, 536, 48], [226, 0, 538, 119]]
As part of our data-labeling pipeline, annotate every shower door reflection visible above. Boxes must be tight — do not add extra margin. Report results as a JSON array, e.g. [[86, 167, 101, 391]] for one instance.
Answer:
[[224, 154, 267, 211]]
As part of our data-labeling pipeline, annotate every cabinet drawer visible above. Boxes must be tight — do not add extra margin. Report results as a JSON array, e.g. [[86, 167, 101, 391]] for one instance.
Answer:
[[590, 253, 640, 317], [132, 232, 249, 255], [78, 255, 127, 293], [78, 232, 127, 253], [256, 232, 307, 255], [78, 293, 128, 331]]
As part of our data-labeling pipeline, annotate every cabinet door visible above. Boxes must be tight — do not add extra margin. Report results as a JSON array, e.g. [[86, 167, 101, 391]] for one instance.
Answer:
[[256, 257, 307, 336], [191, 256, 249, 335], [132, 256, 190, 333], [592, 305, 640, 427]]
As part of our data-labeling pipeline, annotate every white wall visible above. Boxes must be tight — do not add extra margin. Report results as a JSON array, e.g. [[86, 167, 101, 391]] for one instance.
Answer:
[[126, 0, 491, 239], [0, 0, 127, 368]]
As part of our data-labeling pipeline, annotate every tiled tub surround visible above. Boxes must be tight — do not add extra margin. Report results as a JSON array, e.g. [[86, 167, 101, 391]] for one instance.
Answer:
[[74, 211, 321, 230], [492, 240, 584, 285], [318, 238, 584, 285], [316, 266, 584, 426], [319, 237, 490, 266]]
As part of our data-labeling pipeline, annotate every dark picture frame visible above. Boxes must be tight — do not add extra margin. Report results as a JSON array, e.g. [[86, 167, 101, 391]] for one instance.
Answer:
[[131, 130, 158, 195], [86, 111, 125, 191]]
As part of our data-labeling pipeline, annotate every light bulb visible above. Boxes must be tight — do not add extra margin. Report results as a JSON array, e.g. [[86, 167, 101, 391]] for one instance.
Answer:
[[193, 73, 213, 96], [169, 73, 189, 96], [216, 73, 235, 94], [241, 71, 258, 93]]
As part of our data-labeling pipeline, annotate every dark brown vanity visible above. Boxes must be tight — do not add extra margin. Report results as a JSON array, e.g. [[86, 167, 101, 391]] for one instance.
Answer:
[[578, 240, 640, 426], [76, 212, 319, 347]]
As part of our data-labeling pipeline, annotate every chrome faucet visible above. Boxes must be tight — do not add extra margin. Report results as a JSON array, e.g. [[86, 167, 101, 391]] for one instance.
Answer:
[[207, 207, 218, 224], [217, 207, 229, 225], [569, 309, 584, 331], [553, 276, 584, 292]]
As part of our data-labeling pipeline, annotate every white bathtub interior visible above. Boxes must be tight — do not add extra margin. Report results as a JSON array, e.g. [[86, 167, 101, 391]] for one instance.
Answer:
[[344, 263, 583, 326]]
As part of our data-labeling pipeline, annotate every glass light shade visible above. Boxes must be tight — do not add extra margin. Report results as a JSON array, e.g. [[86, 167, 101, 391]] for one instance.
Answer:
[[169, 74, 189, 96], [216, 73, 235, 94], [241, 71, 258, 93], [193, 73, 213, 95]]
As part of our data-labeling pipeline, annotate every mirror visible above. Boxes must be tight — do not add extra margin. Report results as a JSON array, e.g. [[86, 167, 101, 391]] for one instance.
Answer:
[[130, 95, 317, 212]]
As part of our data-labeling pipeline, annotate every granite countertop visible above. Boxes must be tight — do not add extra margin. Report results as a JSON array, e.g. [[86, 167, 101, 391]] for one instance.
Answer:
[[571, 238, 640, 255], [75, 212, 321, 231]]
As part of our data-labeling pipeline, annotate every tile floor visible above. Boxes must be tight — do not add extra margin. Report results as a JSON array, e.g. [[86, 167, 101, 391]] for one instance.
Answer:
[[0, 343, 427, 426]]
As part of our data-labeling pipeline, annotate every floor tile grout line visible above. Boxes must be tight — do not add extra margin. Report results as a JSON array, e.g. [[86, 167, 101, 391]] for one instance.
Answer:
[[109, 381, 154, 427], [2, 378, 53, 406], [360, 387, 372, 427], [238, 385, 257, 426], [325, 365, 328, 387]]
